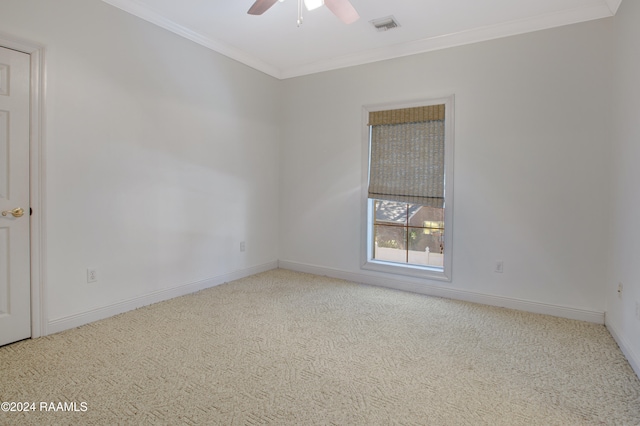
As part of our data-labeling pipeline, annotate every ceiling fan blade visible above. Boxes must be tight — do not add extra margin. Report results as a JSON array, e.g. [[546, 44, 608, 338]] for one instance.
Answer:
[[324, 0, 360, 24], [247, 0, 279, 15]]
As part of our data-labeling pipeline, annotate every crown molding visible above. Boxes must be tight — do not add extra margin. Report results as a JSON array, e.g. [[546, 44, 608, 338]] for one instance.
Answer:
[[100, 0, 283, 79], [604, 0, 622, 14], [281, 3, 616, 78], [100, 0, 616, 80]]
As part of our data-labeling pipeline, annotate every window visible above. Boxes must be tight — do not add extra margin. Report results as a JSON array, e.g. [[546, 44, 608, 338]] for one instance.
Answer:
[[361, 97, 454, 281], [373, 200, 444, 268]]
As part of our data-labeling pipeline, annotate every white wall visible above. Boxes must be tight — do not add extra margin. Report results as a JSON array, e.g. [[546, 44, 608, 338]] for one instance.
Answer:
[[0, 0, 281, 331], [0, 0, 627, 342], [608, 0, 640, 375], [280, 19, 613, 321]]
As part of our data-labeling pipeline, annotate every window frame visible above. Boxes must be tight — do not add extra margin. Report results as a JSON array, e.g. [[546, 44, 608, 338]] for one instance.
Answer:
[[361, 96, 455, 282]]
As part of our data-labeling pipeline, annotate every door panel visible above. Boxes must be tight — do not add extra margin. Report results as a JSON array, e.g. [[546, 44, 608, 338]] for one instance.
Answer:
[[0, 46, 30, 346], [0, 228, 8, 315], [0, 110, 7, 198], [0, 63, 8, 95]]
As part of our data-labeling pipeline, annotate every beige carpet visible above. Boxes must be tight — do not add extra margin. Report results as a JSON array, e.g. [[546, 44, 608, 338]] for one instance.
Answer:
[[1, 269, 639, 425]]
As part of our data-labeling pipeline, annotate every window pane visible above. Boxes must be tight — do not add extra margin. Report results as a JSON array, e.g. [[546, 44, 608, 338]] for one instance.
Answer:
[[374, 224, 407, 264], [408, 228, 443, 268], [409, 206, 444, 255], [371, 200, 444, 269], [374, 200, 408, 225]]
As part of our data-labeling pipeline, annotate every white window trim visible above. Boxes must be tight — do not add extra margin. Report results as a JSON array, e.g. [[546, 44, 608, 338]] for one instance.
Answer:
[[361, 96, 455, 282]]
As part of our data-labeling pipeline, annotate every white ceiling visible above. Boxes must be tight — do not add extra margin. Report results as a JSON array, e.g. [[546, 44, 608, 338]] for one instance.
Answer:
[[100, 0, 621, 79]]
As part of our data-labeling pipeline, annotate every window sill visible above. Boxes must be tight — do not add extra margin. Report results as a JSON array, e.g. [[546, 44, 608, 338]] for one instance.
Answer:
[[362, 259, 451, 282]]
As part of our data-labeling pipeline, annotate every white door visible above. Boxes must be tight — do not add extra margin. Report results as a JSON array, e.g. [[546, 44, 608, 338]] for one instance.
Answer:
[[0, 46, 30, 346]]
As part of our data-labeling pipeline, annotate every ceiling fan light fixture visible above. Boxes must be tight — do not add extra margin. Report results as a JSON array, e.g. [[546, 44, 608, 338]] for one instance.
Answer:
[[304, 0, 324, 11], [248, 0, 358, 25]]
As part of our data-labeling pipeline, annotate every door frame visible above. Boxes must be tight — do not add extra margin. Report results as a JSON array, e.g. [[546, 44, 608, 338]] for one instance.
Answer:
[[0, 32, 46, 339]]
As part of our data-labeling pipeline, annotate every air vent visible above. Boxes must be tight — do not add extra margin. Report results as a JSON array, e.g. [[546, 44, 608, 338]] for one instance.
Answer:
[[370, 16, 400, 32]]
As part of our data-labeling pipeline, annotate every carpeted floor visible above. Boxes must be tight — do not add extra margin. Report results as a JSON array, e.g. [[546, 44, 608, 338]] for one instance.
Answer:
[[1, 269, 639, 425]]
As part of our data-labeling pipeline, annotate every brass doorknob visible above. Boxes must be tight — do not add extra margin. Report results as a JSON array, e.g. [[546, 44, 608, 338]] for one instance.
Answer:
[[2, 207, 24, 218]]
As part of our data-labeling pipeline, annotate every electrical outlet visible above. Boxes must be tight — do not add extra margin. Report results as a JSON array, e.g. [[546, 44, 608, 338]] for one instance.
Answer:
[[494, 260, 504, 273], [87, 268, 97, 283], [240, 241, 246, 252], [618, 282, 623, 298], [636, 301, 640, 321]]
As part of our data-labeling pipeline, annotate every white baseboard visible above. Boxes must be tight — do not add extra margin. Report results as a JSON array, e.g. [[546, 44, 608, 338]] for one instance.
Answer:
[[47, 261, 278, 335], [278, 260, 605, 324], [605, 320, 640, 379]]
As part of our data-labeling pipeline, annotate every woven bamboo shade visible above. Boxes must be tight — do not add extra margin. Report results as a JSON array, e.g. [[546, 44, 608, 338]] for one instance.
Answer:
[[368, 104, 445, 126], [368, 105, 445, 207]]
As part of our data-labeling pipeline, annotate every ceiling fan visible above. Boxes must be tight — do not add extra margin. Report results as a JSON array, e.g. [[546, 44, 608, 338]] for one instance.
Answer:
[[248, 0, 360, 26]]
